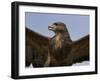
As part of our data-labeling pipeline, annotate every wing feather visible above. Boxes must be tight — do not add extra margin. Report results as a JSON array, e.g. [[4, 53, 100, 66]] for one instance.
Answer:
[[26, 27, 50, 67], [65, 35, 89, 65]]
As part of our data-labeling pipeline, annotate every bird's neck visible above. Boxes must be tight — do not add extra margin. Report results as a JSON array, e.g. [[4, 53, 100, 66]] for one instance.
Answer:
[[52, 31, 72, 49], [54, 31, 71, 42]]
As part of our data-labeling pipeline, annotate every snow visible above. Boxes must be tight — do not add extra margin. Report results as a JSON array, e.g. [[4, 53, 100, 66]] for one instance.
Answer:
[[27, 61, 89, 68]]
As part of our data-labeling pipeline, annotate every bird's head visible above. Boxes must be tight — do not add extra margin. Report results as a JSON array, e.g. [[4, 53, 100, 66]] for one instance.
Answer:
[[48, 22, 67, 33]]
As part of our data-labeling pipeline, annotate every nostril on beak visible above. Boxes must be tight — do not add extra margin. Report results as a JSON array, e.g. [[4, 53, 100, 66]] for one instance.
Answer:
[[48, 24, 53, 27]]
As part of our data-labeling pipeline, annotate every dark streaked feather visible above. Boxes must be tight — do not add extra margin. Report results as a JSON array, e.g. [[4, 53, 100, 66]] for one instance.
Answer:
[[64, 35, 89, 65], [26, 28, 50, 67]]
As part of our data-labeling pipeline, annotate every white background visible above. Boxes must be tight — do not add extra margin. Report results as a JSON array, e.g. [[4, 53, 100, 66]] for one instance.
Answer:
[[19, 5, 95, 75], [0, 0, 99, 81]]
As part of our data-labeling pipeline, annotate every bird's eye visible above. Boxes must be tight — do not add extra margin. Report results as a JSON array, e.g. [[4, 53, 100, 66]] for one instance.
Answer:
[[54, 23, 58, 26]]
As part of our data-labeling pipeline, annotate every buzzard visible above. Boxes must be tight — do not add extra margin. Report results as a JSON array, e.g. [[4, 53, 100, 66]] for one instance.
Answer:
[[26, 22, 89, 67]]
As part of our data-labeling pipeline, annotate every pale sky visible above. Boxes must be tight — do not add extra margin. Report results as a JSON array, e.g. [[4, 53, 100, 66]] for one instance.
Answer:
[[25, 12, 89, 41]]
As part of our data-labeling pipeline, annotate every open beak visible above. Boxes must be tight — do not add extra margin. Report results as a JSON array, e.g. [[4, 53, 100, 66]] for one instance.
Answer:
[[48, 26, 53, 30], [48, 24, 55, 30]]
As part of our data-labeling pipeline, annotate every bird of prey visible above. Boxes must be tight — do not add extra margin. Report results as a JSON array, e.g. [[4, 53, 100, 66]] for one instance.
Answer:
[[26, 22, 89, 67]]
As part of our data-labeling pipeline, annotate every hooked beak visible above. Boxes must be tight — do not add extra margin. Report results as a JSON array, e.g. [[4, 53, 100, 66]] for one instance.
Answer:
[[48, 26, 53, 30], [48, 24, 56, 31]]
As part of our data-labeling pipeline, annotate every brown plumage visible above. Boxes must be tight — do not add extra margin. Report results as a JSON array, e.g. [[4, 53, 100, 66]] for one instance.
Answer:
[[26, 22, 89, 67]]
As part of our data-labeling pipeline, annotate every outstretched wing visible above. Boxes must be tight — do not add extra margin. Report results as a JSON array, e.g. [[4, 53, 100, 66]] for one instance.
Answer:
[[65, 35, 89, 65], [26, 27, 50, 67]]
